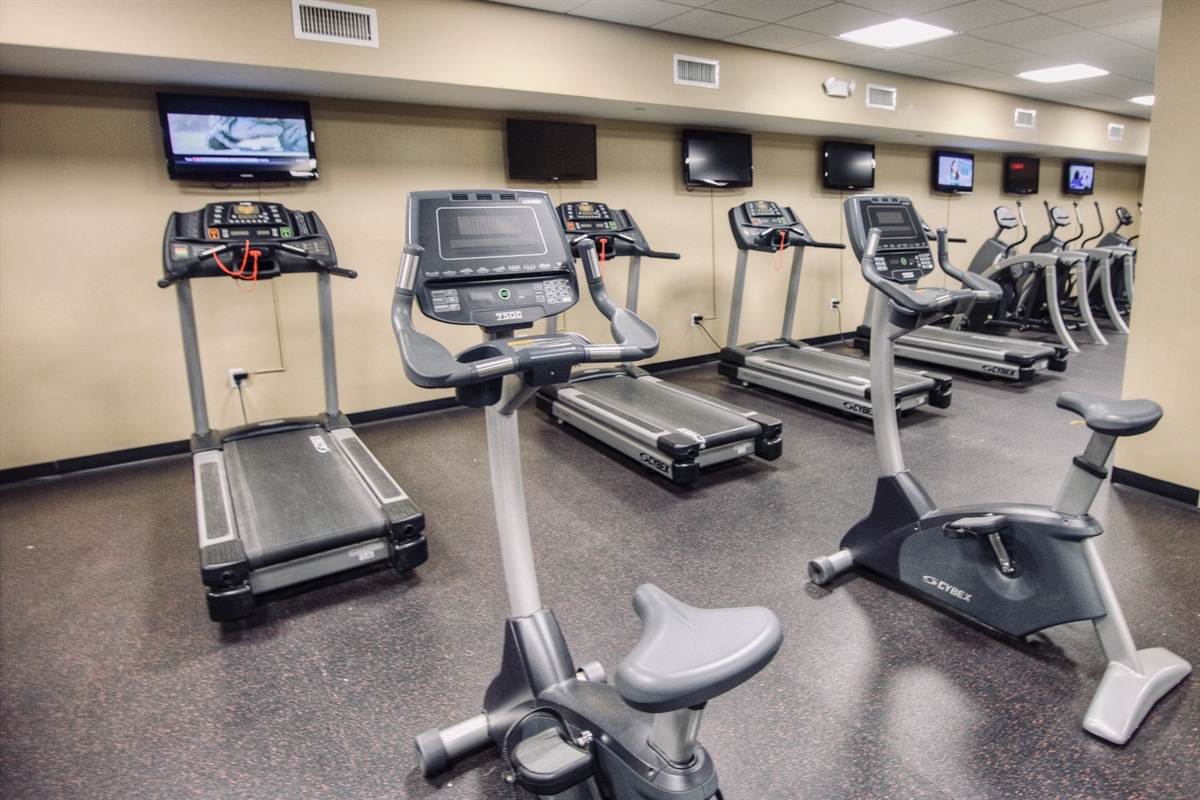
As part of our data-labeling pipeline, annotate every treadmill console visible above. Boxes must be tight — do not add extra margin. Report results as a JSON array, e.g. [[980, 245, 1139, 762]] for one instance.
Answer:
[[729, 201, 817, 252], [558, 202, 676, 261], [162, 201, 335, 281], [404, 190, 579, 331], [843, 195, 935, 284]]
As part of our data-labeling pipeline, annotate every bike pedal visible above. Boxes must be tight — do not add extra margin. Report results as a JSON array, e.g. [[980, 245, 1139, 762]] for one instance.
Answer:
[[511, 727, 594, 796]]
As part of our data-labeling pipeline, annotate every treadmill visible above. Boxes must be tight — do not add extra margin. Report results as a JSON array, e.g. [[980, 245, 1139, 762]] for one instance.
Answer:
[[719, 200, 952, 420], [160, 201, 427, 621], [851, 209, 1068, 381], [536, 201, 781, 484]]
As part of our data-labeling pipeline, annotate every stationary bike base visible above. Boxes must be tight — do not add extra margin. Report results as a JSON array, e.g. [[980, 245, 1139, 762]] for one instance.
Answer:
[[1085, 648, 1192, 745]]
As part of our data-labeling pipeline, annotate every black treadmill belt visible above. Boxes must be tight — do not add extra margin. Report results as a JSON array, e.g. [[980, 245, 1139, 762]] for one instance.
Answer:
[[572, 376, 761, 445], [224, 429, 386, 569]]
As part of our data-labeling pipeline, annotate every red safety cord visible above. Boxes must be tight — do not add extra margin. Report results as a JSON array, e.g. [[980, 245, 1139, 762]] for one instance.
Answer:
[[211, 240, 262, 292], [597, 236, 609, 280], [774, 231, 787, 272]]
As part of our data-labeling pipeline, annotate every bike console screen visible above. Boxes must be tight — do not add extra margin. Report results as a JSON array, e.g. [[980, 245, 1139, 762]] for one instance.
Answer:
[[843, 196, 934, 284], [405, 190, 579, 331]]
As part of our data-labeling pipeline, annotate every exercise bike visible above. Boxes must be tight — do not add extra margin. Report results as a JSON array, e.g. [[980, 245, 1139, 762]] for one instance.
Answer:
[[808, 194, 1190, 745], [393, 189, 782, 798]]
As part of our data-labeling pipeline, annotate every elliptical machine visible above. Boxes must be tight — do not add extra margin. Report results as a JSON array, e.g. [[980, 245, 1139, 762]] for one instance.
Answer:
[[393, 190, 782, 798], [808, 195, 1190, 745]]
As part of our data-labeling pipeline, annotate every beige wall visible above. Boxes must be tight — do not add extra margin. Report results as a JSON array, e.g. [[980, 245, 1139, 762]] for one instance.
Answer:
[[0, 76, 1144, 470], [1115, 0, 1200, 498]]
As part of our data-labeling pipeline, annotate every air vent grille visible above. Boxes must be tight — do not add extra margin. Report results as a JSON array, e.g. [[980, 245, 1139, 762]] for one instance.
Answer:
[[1108, 123, 1125, 141], [865, 84, 897, 110], [499, 193, 517, 200], [293, 0, 379, 47], [450, 193, 470, 201], [1014, 108, 1037, 129], [674, 55, 719, 89]]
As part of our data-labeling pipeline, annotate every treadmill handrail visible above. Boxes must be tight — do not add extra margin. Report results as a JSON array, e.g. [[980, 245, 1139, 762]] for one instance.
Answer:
[[393, 238, 659, 390]]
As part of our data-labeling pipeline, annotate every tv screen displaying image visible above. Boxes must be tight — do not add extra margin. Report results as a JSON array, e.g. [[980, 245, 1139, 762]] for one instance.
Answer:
[[682, 129, 753, 188], [1063, 159, 1095, 195], [506, 119, 597, 181], [932, 149, 974, 193], [157, 93, 317, 182], [823, 141, 875, 191], [1004, 155, 1040, 195]]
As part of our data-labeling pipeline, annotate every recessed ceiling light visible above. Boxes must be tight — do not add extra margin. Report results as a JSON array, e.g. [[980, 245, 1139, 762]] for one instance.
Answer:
[[838, 18, 955, 49], [1129, 95, 1155, 106], [1018, 63, 1108, 83]]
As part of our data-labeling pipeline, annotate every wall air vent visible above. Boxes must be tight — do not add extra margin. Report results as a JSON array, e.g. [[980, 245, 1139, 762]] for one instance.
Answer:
[[1108, 123, 1125, 141], [865, 84, 897, 110], [1014, 108, 1037, 129], [674, 55, 719, 89], [292, 0, 379, 48]]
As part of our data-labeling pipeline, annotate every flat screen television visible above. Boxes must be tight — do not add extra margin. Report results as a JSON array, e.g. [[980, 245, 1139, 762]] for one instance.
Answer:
[[682, 129, 753, 188], [823, 141, 875, 191], [931, 149, 974, 193], [156, 93, 318, 182], [506, 119, 597, 181], [1063, 159, 1095, 195], [1003, 155, 1040, 195]]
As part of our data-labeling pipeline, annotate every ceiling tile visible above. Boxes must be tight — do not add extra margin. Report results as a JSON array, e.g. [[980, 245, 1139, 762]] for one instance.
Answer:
[[1049, 0, 1161, 28], [1006, 0, 1095, 11], [569, 0, 692, 26], [843, 0, 966, 15], [650, 8, 763, 37], [1093, 16, 1159, 49], [969, 14, 1080, 44], [836, 50, 937, 71], [1019, 30, 1118, 55], [901, 33, 996, 58], [948, 43, 1041, 68], [914, 0, 1038, 32], [702, 0, 832, 24], [891, 57, 972, 78], [723, 25, 827, 51], [786, 37, 880, 61], [777, 3, 894, 36], [1084, 73, 1155, 99]]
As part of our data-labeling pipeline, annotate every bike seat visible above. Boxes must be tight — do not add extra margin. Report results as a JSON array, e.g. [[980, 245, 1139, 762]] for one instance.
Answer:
[[614, 584, 782, 714], [1057, 392, 1162, 437]]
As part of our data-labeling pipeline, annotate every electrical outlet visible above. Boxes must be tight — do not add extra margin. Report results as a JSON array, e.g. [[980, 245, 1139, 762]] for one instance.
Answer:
[[228, 368, 249, 389], [829, 298, 840, 310], [690, 313, 704, 327]]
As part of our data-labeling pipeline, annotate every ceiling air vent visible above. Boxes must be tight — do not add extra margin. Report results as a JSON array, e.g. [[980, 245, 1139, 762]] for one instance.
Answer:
[[1108, 123, 1125, 141], [865, 84, 897, 110], [292, 0, 379, 48], [675, 55, 719, 89], [1014, 108, 1037, 129]]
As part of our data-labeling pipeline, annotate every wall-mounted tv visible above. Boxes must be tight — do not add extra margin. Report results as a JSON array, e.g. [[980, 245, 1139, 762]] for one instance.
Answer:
[[1004, 155, 1040, 195], [682, 129, 753, 188], [1063, 159, 1095, 195], [506, 118, 597, 181], [823, 141, 875, 191], [931, 149, 974, 193], [156, 93, 318, 183]]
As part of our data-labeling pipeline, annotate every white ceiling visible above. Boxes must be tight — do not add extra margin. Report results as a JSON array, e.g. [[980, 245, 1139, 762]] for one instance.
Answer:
[[489, 0, 1159, 120]]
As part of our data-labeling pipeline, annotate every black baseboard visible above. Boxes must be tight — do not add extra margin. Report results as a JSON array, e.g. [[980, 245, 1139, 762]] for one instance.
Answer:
[[1, 396, 462, 486], [1112, 467, 1199, 507]]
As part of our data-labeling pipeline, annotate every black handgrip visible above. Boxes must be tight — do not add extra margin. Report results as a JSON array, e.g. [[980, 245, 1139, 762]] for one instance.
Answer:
[[644, 250, 682, 260], [809, 241, 846, 250]]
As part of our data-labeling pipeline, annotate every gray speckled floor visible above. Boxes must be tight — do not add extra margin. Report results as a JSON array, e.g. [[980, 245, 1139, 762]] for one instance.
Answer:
[[2, 334, 1197, 799]]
